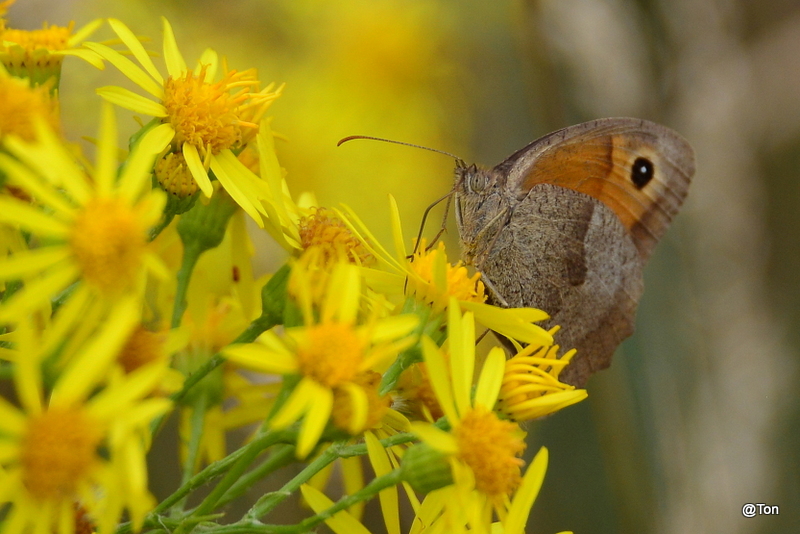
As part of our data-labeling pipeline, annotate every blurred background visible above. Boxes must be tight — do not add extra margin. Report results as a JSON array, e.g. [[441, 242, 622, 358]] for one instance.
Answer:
[[10, 0, 800, 533]]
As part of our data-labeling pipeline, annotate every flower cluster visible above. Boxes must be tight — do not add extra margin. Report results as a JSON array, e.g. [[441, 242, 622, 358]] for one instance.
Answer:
[[0, 4, 587, 534]]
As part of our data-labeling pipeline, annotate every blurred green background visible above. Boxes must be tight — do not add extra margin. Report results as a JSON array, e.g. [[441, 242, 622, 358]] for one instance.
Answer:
[[11, 0, 800, 532]]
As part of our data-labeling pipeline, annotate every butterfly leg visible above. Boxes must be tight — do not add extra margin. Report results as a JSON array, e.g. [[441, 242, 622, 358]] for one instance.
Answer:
[[480, 273, 510, 307]]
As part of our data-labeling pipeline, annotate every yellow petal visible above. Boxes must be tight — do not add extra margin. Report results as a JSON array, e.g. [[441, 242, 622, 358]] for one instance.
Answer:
[[504, 447, 548, 534], [84, 42, 164, 98], [107, 18, 164, 84], [0, 263, 79, 322], [50, 297, 140, 407], [0, 155, 74, 220], [409, 422, 458, 454], [323, 263, 360, 324], [4, 122, 90, 204], [448, 303, 473, 415], [420, 336, 458, 423], [474, 347, 505, 410], [119, 124, 174, 202], [0, 246, 71, 280], [212, 149, 268, 224], [300, 485, 372, 534], [161, 17, 187, 77], [88, 364, 169, 420], [338, 203, 403, 272], [59, 48, 105, 69], [339, 382, 367, 434], [371, 314, 419, 342], [210, 156, 264, 225], [96, 86, 168, 117], [196, 48, 218, 82], [94, 103, 118, 196], [223, 343, 298, 374], [365, 432, 400, 534], [388, 195, 409, 264], [0, 199, 69, 238], [257, 123, 290, 222], [461, 301, 553, 347], [182, 143, 213, 197], [0, 398, 25, 435], [296, 382, 333, 458], [269, 381, 309, 430], [69, 18, 104, 46]]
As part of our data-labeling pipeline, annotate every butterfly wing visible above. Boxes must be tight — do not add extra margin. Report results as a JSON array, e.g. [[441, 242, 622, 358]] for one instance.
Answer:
[[474, 118, 694, 386], [499, 117, 694, 260]]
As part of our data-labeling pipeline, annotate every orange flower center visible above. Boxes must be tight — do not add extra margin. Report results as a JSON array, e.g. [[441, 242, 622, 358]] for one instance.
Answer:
[[19, 407, 101, 500], [298, 207, 375, 266], [296, 323, 363, 388], [331, 370, 390, 434], [396, 362, 444, 421], [408, 241, 486, 309], [454, 407, 525, 497], [69, 197, 146, 294], [118, 325, 167, 373], [162, 66, 278, 155]]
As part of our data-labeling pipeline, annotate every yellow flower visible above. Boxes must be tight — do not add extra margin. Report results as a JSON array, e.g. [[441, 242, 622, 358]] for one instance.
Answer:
[[496, 333, 588, 422], [0, 1, 103, 86], [0, 312, 171, 534], [85, 18, 282, 226], [341, 195, 552, 346], [0, 65, 59, 142], [252, 122, 377, 269], [148, 212, 279, 466], [0, 104, 172, 327], [408, 303, 560, 534], [223, 261, 418, 458]]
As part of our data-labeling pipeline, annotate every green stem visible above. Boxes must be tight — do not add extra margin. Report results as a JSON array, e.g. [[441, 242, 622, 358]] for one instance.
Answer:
[[204, 469, 404, 534], [152, 429, 297, 518], [217, 445, 296, 508], [149, 314, 277, 437], [149, 213, 175, 241], [245, 441, 345, 520], [0, 362, 13, 380], [187, 430, 283, 524], [245, 430, 419, 521], [50, 280, 78, 314], [176, 393, 208, 509], [172, 242, 203, 328]]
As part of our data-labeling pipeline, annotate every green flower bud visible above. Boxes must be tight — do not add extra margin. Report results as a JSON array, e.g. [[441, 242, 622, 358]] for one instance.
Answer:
[[401, 442, 454, 494]]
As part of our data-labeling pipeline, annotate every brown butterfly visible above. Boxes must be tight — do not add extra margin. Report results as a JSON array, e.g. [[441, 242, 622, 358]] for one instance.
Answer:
[[454, 118, 695, 386]]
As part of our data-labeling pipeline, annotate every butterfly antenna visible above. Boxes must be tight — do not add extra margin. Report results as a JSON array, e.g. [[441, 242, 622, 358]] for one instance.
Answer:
[[338, 135, 464, 165], [337, 135, 464, 258]]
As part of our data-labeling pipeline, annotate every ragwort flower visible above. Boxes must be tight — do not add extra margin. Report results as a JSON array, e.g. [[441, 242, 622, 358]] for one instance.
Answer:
[[341, 195, 552, 346], [223, 261, 418, 458], [0, 104, 172, 326], [407, 302, 571, 534], [0, 311, 171, 534], [86, 18, 282, 226], [0, 0, 103, 86]]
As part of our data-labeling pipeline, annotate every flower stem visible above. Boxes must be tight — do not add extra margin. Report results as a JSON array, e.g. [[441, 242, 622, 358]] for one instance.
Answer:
[[172, 241, 202, 328], [152, 428, 297, 518], [217, 445, 296, 508]]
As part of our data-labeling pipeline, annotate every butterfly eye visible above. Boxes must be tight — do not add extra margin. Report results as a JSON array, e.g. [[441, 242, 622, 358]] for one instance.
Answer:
[[631, 157, 654, 189], [468, 172, 487, 193]]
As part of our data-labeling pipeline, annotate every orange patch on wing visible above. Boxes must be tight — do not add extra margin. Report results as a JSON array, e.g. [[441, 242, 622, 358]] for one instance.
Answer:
[[522, 134, 651, 231]]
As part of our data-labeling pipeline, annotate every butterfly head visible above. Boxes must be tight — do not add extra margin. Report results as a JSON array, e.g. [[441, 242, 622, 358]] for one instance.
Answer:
[[453, 162, 507, 262]]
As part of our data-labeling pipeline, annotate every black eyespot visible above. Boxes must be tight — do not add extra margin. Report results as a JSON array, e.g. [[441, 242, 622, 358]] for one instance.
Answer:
[[631, 157, 654, 189]]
